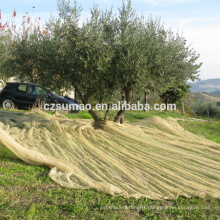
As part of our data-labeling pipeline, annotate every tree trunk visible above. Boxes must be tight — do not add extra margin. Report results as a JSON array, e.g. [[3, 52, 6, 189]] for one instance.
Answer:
[[104, 104, 110, 121], [114, 109, 127, 123], [114, 88, 131, 124], [73, 85, 102, 123], [74, 88, 76, 101], [120, 115, 124, 124], [144, 91, 147, 112], [182, 102, 185, 114], [88, 109, 102, 122]]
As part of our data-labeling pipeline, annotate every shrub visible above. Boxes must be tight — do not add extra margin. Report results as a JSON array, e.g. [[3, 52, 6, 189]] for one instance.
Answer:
[[190, 102, 220, 119]]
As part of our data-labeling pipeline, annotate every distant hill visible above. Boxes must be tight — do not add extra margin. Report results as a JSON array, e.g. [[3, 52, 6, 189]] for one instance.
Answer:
[[210, 90, 220, 96], [188, 92, 220, 103], [187, 78, 220, 95]]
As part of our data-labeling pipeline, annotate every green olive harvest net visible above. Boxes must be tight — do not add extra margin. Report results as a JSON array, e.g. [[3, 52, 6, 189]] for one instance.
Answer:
[[0, 110, 220, 200]]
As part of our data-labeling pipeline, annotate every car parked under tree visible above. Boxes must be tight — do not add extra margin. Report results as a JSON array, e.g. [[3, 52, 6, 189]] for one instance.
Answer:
[[0, 82, 79, 112]]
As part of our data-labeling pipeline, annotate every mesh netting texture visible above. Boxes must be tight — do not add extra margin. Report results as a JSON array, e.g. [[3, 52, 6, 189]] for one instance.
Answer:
[[0, 110, 220, 200]]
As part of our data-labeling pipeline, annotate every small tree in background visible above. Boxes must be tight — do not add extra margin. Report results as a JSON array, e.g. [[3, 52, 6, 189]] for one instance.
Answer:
[[159, 84, 190, 110]]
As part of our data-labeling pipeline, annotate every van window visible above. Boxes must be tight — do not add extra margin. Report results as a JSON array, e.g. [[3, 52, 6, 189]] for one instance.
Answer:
[[27, 85, 37, 95], [35, 86, 49, 96], [17, 85, 27, 93]]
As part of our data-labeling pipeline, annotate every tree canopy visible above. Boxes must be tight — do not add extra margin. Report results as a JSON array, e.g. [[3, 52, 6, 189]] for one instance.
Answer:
[[0, 0, 202, 124]]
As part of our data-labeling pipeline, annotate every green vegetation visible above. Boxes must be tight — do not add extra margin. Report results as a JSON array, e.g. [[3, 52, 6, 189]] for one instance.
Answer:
[[44, 109, 189, 122], [178, 120, 220, 144], [63, 111, 93, 120], [52, 109, 189, 122], [0, 110, 220, 219], [189, 102, 220, 120], [64, 109, 208, 123], [122, 110, 188, 122], [159, 84, 190, 108]]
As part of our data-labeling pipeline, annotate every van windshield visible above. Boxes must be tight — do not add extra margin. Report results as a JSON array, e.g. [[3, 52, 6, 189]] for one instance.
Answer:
[[50, 91, 59, 98]]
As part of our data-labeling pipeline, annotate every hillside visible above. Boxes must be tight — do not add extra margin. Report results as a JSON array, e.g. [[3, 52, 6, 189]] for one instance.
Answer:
[[188, 78, 220, 95], [189, 92, 220, 103]]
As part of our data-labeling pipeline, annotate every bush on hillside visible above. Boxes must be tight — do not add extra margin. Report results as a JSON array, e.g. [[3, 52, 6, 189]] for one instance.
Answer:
[[190, 102, 220, 119]]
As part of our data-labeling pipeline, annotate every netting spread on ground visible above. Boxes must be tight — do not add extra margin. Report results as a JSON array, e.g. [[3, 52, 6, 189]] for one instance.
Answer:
[[0, 110, 220, 200]]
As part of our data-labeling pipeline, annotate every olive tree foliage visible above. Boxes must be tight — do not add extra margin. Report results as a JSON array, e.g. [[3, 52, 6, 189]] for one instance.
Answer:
[[51, 0, 117, 122], [110, 2, 150, 122], [53, 0, 154, 123], [2, 33, 41, 83], [109, 1, 201, 122], [159, 84, 190, 107], [145, 32, 201, 93], [0, 35, 12, 85], [1, 29, 70, 93]]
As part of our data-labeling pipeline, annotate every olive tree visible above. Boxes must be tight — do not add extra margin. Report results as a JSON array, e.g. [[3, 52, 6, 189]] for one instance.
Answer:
[[111, 1, 201, 123], [1, 0, 202, 126], [51, 0, 116, 122]]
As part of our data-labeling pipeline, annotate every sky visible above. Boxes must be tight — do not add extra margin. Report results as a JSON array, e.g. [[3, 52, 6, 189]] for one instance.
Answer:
[[0, 0, 220, 80]]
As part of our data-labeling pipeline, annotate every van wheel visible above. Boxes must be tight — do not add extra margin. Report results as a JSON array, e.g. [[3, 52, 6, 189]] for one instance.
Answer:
[[2, 99, 16, 109]]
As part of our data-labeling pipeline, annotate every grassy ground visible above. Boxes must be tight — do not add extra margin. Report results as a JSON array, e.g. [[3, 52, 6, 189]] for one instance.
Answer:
[[62, 110, 189, 122], [0, 109, 220, 219], [178, 120, 220, 144]]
